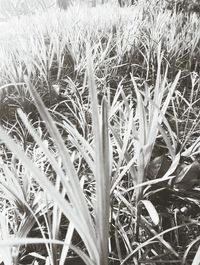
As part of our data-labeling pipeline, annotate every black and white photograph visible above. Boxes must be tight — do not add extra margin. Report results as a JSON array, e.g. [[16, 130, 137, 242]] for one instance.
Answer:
[[0, 0, 200, 264]]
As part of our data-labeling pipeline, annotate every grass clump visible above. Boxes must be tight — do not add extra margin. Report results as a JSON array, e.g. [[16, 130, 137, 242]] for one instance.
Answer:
[[0, 1, 200, 264]]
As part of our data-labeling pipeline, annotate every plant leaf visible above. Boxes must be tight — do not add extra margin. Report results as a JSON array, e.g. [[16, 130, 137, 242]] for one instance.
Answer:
[[140, 200, 159, 226]]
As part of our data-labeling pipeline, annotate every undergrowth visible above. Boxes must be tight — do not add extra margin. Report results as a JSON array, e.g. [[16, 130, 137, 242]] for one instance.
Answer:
[[0, 1, 200, 264]]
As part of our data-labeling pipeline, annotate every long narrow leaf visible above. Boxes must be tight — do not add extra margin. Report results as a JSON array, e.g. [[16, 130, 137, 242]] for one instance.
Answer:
[[87, 44, 109, 265]]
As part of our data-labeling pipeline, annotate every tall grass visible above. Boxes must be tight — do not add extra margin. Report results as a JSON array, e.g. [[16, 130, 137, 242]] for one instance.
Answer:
[[0, 1, 200, 264], [0, 1, 199, 85], [0, 46, 182, 265]]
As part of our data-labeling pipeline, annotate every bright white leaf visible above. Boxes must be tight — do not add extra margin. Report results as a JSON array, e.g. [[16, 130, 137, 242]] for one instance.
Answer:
[[192, 245, 200, 265], [140, 200, 159, 226]]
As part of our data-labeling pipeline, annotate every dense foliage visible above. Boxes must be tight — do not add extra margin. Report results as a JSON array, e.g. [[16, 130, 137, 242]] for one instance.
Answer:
[[0, 0, 200, 264]]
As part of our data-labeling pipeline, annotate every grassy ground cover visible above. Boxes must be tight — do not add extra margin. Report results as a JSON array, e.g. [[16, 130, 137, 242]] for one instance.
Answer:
[[0, 0, 200, 264]]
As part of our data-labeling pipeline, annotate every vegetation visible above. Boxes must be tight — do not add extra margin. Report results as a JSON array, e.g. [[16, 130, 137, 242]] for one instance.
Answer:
[[0, 0, 200, 264]]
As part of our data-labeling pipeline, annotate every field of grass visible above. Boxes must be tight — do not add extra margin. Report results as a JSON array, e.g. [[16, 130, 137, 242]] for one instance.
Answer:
[[0, 0, 200, 264]]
